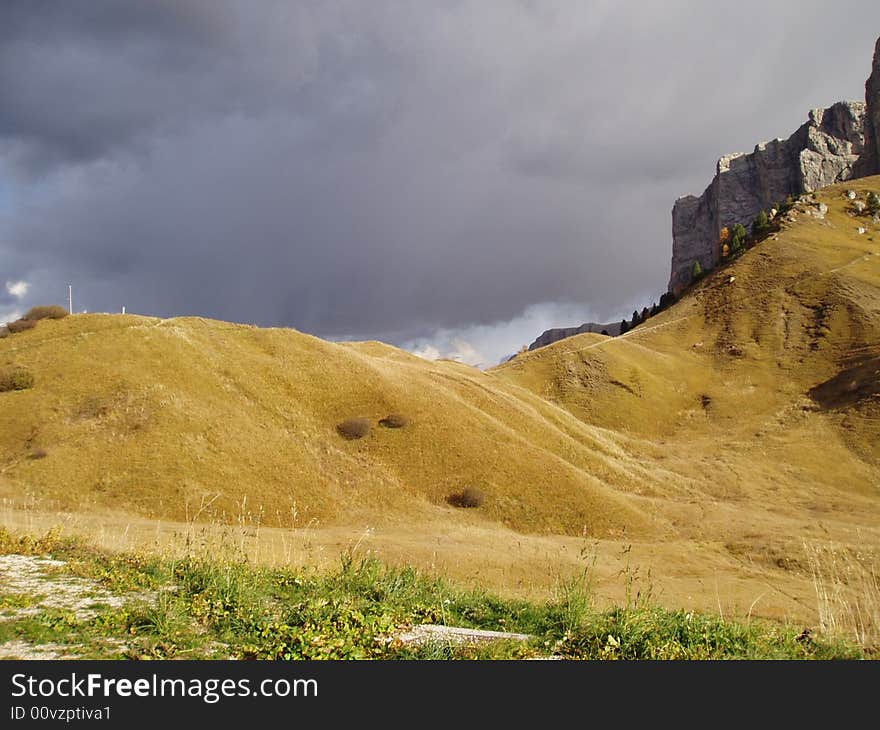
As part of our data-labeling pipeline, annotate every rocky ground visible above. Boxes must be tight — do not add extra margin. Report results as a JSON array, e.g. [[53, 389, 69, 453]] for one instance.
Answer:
[[0, 554, 151, 659]]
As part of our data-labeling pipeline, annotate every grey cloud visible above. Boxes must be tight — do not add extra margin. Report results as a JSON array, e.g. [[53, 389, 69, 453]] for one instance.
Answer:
[[1, 1, 878, 349]]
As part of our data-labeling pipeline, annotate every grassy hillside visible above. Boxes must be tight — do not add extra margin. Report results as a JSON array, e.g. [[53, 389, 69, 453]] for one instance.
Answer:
[[496, 178, 880, 505], [0, 302, 660, 538], [1, 177, 879, 633]]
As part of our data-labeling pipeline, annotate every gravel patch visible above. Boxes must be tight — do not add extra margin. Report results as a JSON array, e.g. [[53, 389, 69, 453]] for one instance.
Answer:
[[0, 554, 154, 660], [0, 554, 142, 621]]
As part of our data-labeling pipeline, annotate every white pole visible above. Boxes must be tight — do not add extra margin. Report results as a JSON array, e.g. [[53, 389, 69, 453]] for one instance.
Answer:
[[68, 285, 73, 315], [122, 306, 126, 315]]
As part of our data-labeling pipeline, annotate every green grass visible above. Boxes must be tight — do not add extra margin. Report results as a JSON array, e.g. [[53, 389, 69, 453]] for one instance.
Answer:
[[0, 528, 865, 660]]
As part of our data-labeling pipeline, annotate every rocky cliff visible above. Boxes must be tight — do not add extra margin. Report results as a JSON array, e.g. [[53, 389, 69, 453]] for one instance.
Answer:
[[669, 35, 880, 294], [528, 321, 620, 351], [862, 36, 880, 177], [524, 36, 880, 354], [669, 101, 866, 294]]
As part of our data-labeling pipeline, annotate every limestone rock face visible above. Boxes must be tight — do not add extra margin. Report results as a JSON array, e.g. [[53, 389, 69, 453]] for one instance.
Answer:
[[862, 36, 880, 176], [669, 101, 866, 294]]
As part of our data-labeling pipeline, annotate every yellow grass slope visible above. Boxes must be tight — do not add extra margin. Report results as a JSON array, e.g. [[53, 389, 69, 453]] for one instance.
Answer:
[[495, 177, 880, 518], [1, 308, 669, 538]]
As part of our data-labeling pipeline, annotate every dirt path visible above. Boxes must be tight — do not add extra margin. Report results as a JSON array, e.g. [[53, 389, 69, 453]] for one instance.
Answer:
[[572, 315, 692, 354], [827, 251, 880, 274]]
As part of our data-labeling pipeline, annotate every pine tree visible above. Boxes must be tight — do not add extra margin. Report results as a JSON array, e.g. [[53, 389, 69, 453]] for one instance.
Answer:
[[752, 210, 771, 238], [731, 223, 748, 253], [619, 320, 629, 335]]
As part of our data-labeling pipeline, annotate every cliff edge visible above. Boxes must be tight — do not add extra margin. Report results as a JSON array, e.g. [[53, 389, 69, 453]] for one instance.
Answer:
[[669, 101, 866, 294], [669, 35, 880, 295], [863, 35, 880, 176]]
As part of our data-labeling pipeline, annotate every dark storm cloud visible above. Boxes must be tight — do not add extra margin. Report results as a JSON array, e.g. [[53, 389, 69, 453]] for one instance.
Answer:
[[1, 1, 878, 354], [0, 0, 228, 171]]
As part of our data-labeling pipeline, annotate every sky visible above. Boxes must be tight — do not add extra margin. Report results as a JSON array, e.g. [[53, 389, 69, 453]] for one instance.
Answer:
[[1, 1, 878, 366]]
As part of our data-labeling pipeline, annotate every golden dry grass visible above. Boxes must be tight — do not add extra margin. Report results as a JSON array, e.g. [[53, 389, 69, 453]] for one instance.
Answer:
[[0, 312, 651, 537], [1, 177, 879, 628]]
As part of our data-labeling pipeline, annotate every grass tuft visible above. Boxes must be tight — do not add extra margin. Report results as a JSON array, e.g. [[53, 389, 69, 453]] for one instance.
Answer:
[[0, 366, 35, 392], [336, 417, 372, 440], [24, 305, 69, 321], [805, 541, 879, 650], [448, 487, 486, 508], [6, 319, 37, 334]]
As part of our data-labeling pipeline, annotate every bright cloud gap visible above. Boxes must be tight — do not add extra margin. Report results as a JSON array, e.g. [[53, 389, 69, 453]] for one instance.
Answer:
[[400, 299, 651, 369]]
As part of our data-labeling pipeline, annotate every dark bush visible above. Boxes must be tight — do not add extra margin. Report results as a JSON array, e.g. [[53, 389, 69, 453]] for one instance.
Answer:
[[448, 487, 486, 508], [658, 291, 677, 310], [7, 319, 37, 334], [379, 414, 409, 429], [337, 417, 372, 440], [24, 305, 68, 320], [868, 192, 880, 215], [730, 223, 748, 253], [776, 196, 796, 214], [29, 448, 48, 460], [751, 210, 771, 238], [0, 367, 35, 392]]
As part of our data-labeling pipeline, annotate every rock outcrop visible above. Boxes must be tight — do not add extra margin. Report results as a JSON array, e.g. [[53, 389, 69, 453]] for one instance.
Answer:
[[862, 36, 880, 177], [669, 101, 867, 294], [528, 321, 620, 351]]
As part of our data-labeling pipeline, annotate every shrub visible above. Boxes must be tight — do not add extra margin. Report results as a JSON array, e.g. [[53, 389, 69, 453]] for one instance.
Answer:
[[24, 305, 68, 320], [691, 260, 703, 281], [337, 417, 372, 440], [776, 196, 796, 214], [752, 210, 771, 238], [731, 223, 748, 253], [29, 448, 48, 460], [0, 367, 35, 392], [448, 487, 486, 508], [6, 319, 37, 334], [0, 326, 8, 339], [867, 192, 880, 215], [379, 414, 409, 429]]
